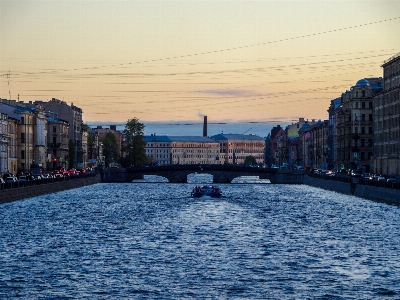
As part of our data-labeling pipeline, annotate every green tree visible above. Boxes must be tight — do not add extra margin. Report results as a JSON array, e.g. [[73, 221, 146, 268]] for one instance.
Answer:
[[244, 155, 257, 166], [123, 118, 147, 167], [68, 139, 75, 168], [100, 132, 119, 167]]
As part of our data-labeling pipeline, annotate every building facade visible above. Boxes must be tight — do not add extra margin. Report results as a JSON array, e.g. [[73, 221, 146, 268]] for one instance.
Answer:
[[144, 135, 220, 165], [211, 134, 265, 165], [373, 53, 400, 176], [34, 98, 84, 166], [336, 78, 382, 172], [268, 125, 286, 167]]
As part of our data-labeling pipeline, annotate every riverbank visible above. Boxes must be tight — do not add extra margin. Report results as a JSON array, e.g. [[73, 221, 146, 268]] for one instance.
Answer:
[[0, 174, 102, 204], [304, 174, 400, 205]]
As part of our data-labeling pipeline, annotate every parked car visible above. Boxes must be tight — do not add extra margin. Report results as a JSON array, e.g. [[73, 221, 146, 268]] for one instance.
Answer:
[[42, 174, 53, 180], [18, 176, 28, 182], [0, 178, 5, 184], [5, 176, 18, 183], [373, 175, 386, 182], [387, 178, 399, 183]]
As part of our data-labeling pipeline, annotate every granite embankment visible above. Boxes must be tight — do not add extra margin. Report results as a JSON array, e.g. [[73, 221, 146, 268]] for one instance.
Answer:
[[0, 174, 101, 204], [304, 174, 400, 205]]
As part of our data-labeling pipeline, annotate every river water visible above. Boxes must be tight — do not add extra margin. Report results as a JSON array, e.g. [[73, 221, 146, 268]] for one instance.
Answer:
[[1, 181, 399, 299]]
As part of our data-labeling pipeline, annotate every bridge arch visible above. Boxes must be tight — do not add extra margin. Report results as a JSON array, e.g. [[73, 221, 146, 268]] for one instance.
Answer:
[[100, 165, 304, 184]]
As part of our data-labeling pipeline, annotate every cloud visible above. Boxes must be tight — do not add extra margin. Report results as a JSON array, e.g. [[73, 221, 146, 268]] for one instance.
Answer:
[[195, 89, 257, 97]]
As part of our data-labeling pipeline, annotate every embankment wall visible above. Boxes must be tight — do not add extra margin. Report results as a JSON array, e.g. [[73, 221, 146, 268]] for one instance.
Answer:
[[304, 175, 400, 205], [0, 175, 101, 204]]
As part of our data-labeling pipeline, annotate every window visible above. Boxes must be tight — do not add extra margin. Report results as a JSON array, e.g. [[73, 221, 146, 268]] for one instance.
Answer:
[[369, 102, 373, 109], [362, 90, 366, 97], [369, 114, 373, 121], [53, 126, 56, 133], [361, 139, 365, 147], [21, 117, 25, 124], [362, 102, 365, 108], [361, 127, 365, 134], [21, 150, 25, 159], [361, 114, 365, 121], [355, 102, 359, 108], [53, 137, 56, 144], [369, 127, 373, 134], [21, 133, 25, 143]]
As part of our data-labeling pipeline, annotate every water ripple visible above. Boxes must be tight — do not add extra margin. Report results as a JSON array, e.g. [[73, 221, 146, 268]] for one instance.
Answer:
[[1, 183, 399, 298]]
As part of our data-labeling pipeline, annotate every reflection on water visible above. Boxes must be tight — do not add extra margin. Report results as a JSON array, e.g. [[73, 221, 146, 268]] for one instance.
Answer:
[[132, 174, 270, 184], [1, 182, 399, 298]]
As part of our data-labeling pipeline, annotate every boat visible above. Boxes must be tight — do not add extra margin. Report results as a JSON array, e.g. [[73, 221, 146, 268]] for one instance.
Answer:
[[191, 185, 222, 198]]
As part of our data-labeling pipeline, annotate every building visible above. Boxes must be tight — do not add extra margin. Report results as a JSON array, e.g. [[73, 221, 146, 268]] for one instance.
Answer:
[[34, 98, 83, 167], [46, 113, 70, 170], [144, 135, 220, 165], [285, 118, 315, 169], [210, 133, 265, 165], [268, 125, 286, 167], [94, 125, 123, 161], [145, 135, 172, 165], [310, 120, 329, 170], [0, 113, 9, 174], [336, 78, 382, 172], [0, 99, 48, 173], [327, 97, 342, 169], [373, 53, 400, 177]]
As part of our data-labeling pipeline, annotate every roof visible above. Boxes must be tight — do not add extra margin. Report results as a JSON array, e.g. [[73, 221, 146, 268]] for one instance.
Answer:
[[144, 135, 218, 143], [168, 136, 218, 143], [210, 133, 265, 141], [144, 135, 171, 143], [355, 79, 370, 87]]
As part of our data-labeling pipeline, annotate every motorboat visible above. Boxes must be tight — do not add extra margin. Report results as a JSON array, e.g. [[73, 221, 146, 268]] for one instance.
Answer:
[[191, 185, 222, 198]]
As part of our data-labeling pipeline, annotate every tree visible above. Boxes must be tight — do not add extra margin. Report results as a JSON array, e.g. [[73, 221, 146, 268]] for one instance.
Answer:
[[244, 155, 257, 166], [100, 132, 119, 167], [68, 139, 75, 168], [123, 118, 147, 167]]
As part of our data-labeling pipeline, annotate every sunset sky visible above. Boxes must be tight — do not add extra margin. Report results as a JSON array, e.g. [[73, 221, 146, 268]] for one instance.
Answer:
[[1, 0, 399, 124]]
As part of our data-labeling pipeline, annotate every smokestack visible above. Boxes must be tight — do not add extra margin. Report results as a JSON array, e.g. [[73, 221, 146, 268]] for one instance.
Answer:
[[203, 116, 208, 137]]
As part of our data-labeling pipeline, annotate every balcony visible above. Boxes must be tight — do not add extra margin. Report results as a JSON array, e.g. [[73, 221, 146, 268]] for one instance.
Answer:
[[48, 143, 61, 148]]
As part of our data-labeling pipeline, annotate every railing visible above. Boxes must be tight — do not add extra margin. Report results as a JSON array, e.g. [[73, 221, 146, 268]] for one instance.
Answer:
[[0, 172, 97, 190], [307, 172, 400, 190]]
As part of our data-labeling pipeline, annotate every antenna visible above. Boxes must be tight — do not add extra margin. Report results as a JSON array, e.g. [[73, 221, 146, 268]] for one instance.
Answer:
[[7, 70, 11, 100]]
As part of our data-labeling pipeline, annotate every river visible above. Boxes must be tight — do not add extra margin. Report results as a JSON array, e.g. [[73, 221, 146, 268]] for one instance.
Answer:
[[0, 181, 399, 299]]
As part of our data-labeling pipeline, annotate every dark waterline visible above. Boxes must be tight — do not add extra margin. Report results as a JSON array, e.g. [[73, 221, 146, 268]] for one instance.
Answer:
[[1, 183, 399, 299]]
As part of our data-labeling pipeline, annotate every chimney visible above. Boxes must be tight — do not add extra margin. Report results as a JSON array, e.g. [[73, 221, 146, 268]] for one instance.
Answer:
[[203, 116, 207, 137]]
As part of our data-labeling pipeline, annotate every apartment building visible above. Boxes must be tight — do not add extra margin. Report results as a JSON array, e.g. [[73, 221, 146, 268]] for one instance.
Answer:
[[268, 125, 286, 167], [373, 53, 400, 176], [34, 98, 84, 166], [336, 78, 382, 172], [47, 113, 70, 170], [0, 99, 48, 173]]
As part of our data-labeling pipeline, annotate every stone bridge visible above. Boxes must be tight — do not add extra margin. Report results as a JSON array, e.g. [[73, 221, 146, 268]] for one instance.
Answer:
[[100, 165, 304, 184]]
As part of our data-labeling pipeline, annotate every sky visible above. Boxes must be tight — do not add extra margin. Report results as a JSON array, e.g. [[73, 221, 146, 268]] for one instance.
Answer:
[[1, 0, 399, 124]]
